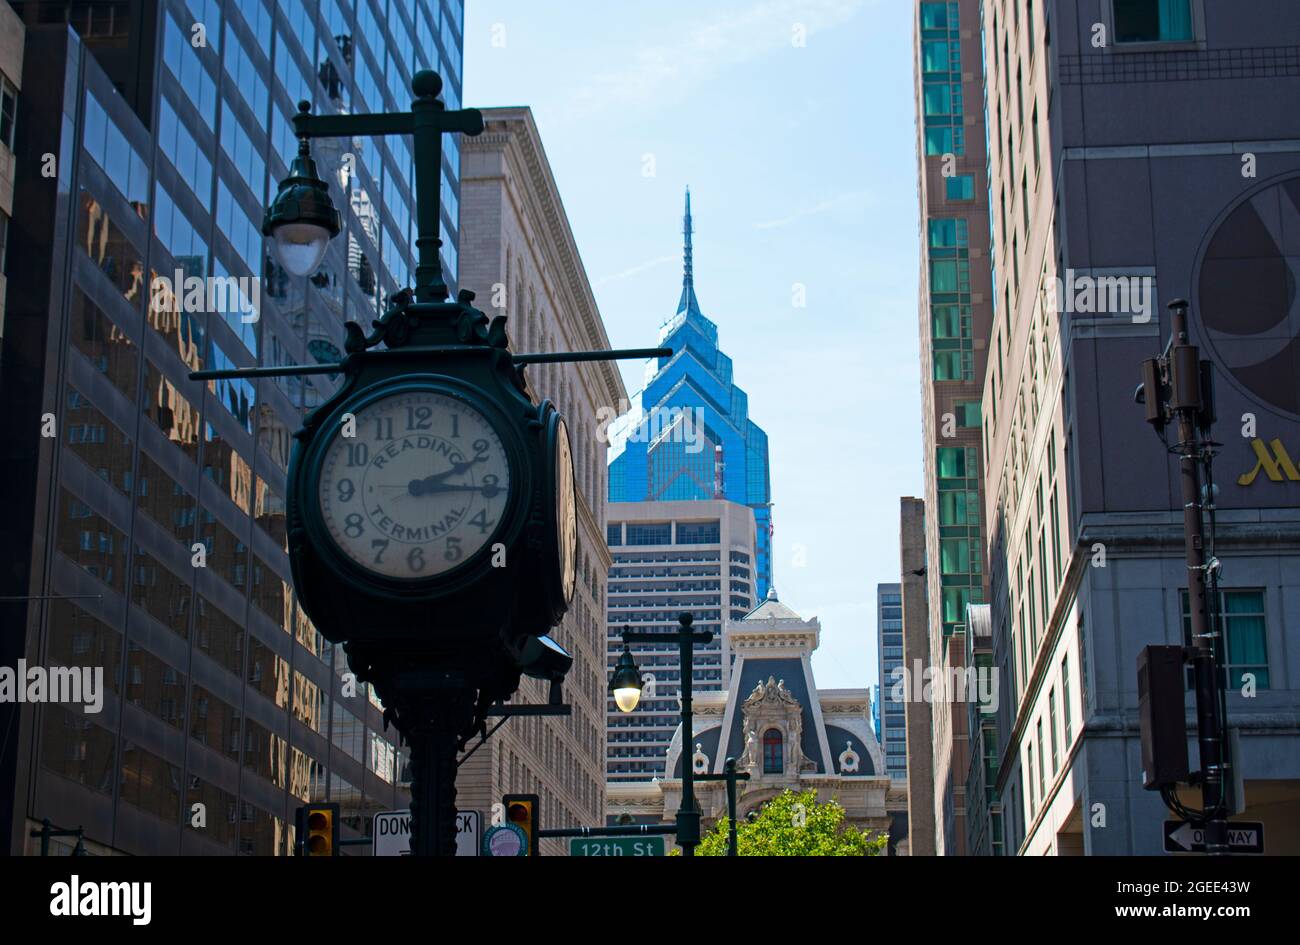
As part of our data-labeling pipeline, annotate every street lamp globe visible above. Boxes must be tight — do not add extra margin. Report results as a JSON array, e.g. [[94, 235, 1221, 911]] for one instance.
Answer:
[[609, 644, 643, 713], [271, 222, 334, 277], [263, 103, 341, 277]]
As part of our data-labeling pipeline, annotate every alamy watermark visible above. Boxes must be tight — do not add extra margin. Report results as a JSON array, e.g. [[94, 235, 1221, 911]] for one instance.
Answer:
[[596, 400, 706, 454], [889, 659, 999, 713], [150, 269, 260, 323], [1045, 269, 1155, 323], [0, 661, 104, 714]]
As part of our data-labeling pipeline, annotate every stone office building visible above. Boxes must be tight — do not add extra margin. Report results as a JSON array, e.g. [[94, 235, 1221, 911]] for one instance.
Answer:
[[979, 0, 1300, 854], [454, 106, 627, 854]]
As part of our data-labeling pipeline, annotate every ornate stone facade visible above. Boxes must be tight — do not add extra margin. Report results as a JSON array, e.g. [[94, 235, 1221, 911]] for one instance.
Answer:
[[607, 590, 906, 845]]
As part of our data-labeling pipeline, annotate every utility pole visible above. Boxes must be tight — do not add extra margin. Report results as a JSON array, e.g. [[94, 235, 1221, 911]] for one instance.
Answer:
[[1139, 298, 1228, 854]]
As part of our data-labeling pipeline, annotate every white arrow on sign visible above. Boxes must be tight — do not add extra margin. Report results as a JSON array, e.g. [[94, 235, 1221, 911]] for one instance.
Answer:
[[372, 810, 481, 856], [1169, 822, 1199, 851]]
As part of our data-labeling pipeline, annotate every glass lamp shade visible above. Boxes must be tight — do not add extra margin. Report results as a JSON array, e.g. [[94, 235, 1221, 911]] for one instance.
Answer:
[[608, 644, 643, 713], [612, 686, 642, 714], [272, 222, 332, 277]]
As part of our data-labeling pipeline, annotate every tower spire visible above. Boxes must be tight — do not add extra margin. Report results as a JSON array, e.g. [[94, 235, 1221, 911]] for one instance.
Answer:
[[677, 187, 702, 317]]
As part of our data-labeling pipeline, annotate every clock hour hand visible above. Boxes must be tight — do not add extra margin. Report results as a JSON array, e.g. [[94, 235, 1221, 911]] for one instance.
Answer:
[[408, 456, 484, 496]]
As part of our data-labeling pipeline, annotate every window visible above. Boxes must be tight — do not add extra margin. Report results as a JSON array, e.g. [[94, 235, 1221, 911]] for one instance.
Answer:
[[919, 1, 951, 29], [936, 446, 969, 478], [939, 489, 978, 526], [1061, 656, 1073, 744], [1, 76, 17, 150], [676, 521, 720, 545], [1049, 688, 1059, 773], [932, 304, 962, 338], [1027, 743, 1036, 810], [159, 96, 212, 204], [957, 401, 981, 427], [1114, 0, 1193, 43], [762, 729, 784, 774], [606, 523, 622, 546], [1036, 718, 1046, 796], [163, 14, 218, 126], [925, 125, 964, 156], [928, 217, 968, 249], [626, 523, 670, 546], [934, 350, 963, 380], [82, 91, 150, 209], [946, 174, 975, 200], [1180, 589, 1269, 689]]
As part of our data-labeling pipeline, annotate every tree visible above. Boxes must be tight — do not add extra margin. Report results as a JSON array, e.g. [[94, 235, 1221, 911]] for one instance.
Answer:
[[690, 789, 887, 856]]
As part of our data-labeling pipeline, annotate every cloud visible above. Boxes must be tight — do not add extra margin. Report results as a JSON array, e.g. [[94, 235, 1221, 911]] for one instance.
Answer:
[[593, 254, 679, 287], [753, 189, 875, 229], [560, 0, 866, 123]]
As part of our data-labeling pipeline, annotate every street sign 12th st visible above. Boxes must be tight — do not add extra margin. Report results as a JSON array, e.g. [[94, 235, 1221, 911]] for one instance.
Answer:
[[1164, 820, 1264, 855], [569, 836, 665, 857]]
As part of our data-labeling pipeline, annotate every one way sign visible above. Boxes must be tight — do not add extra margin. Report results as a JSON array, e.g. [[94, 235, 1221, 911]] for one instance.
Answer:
[[373, 810, 481, 856], [1163, 820, 1264, 855]]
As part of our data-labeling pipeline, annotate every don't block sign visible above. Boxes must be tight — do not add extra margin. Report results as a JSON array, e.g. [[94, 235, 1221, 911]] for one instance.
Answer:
[[373, 810, 481, 857]]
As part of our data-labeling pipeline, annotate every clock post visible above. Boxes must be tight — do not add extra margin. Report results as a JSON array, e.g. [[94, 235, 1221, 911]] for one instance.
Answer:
[[192, 71, 670, 856]]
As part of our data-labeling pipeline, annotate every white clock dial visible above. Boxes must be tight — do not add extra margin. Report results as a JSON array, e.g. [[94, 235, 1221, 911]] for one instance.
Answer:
[[316, 390, 512, 580], [555, 417, 577, 604]]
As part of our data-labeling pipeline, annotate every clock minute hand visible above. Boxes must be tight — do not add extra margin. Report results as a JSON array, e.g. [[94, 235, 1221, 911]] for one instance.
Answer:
[[412, 482, 497, 496]]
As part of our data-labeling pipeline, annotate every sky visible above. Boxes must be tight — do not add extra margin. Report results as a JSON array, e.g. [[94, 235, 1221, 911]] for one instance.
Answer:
[[462, 0, 923, 690]]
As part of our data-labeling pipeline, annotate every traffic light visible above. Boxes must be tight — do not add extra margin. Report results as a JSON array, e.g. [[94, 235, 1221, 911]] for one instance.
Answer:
[[503, 793, 538, 856], [296, 803, 339, 856], [1138, 646, 1190, 790]]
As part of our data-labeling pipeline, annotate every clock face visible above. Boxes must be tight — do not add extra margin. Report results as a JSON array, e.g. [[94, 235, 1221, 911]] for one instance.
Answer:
[[316, 389, 512, 581], [554, 417, 577, 604]]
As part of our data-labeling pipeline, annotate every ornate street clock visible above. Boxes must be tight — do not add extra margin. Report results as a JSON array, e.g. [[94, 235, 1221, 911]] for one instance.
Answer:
[[285, 294, 577, 693]]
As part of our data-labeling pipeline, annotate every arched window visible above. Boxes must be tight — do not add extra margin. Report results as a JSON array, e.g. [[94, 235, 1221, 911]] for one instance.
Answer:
[[762, 729, 784, 774]]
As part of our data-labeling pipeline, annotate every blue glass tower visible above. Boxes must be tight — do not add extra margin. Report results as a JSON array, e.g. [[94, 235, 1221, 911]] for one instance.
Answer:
[[607, 190, 773, 596]]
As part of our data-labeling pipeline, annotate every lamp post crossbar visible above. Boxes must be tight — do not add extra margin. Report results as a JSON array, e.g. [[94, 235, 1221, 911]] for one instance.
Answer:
[[537, 825, 678, 839], [187, 347, 673, 382], [282, 71, 482, 303]]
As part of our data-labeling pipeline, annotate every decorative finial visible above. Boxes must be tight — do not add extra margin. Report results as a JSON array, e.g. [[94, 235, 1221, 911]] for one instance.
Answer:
[[412, 71, 443, 99], [766, 586, 778, 601]]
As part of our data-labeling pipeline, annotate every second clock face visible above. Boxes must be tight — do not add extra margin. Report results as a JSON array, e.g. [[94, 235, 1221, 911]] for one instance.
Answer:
[[316, 389, 512, 581]]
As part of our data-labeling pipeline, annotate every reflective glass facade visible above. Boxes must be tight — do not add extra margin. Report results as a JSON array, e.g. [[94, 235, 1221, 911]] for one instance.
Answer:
[[2, 0, 465, 855]]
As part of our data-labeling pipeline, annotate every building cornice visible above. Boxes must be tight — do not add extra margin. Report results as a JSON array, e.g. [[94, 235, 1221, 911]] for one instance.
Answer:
[[463, 109, 627, 409]]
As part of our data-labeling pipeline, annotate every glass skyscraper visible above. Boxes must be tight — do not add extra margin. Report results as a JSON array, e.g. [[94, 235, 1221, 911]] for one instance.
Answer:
[[606, 190, 774, 597], [0, 0, 464, 855]]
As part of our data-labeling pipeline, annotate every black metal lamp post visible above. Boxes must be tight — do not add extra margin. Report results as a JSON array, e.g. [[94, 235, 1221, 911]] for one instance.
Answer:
[[207, 70, 674, 858], [612, 613, 713, 856]]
